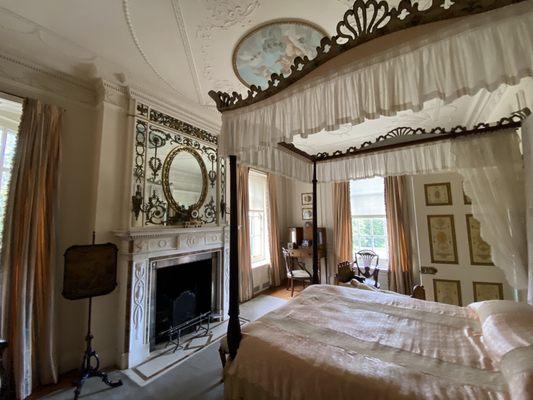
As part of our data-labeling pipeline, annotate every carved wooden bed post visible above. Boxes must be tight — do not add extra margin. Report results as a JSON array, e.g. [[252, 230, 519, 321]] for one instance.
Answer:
[[227, 155, 241, 359], [312, 160, 319, 284]]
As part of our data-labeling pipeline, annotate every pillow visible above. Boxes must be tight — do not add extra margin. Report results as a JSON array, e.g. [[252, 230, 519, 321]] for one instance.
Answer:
[[469, 300, 533, 399]]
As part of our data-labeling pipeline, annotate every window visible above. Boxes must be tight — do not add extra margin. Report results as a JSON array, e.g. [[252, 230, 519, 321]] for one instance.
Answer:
[[0, 97, 21, 249], [248, 170, 270, 267], [350, 177, 388, 264]]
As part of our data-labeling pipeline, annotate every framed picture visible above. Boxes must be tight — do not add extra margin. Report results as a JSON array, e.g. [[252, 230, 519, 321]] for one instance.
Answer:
[[473, 282, 503, 302], [302, 208, 313, 220], [424, 182, 452, 206], [466, 214, 493, 265], [301, 193, 313, 205], [463, 192, 472, 205], [427, 215, 458, 264], [433, 279, 462, 306]]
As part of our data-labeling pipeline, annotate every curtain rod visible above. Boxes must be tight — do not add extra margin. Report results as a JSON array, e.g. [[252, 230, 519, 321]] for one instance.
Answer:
[[278, 109, 530, 164]]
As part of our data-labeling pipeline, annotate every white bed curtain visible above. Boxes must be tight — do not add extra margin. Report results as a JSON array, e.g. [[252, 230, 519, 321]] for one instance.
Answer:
[[219, 1, 533, 157], [454, 132, 528, 291], [522, 117, 533, 304]]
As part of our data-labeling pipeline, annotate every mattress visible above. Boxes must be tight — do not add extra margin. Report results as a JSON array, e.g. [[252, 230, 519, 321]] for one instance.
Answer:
[[224, 285, 533, 400]]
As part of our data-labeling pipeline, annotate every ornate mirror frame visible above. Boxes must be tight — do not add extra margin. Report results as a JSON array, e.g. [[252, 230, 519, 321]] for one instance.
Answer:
[[130, 102, 222, 227], [161, 146, 208, 218]]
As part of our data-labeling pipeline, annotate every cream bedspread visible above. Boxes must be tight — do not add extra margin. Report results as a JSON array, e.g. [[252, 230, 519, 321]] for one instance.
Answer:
[[224, 285, 533, 400]]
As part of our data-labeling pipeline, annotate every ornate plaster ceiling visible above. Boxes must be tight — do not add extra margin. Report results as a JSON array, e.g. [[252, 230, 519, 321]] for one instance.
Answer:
[[0, 0, 528, 137], [0, 0, 351, 128]]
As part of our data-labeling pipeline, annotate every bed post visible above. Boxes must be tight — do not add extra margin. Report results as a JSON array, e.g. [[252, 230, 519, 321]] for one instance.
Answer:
[[228, 155, 241, 359], [312, 160, 319, 284]]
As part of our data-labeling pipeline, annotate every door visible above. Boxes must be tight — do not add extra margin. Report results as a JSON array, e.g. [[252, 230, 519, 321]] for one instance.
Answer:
[[410, 173, 512, 306]]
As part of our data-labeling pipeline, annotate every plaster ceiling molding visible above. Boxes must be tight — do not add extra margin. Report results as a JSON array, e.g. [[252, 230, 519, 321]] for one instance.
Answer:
[[202, 0, 262, 30], [170, 0, 204, 104], [122, 0, 188, 98], [196, 0, 262, 93], [127, 84, 221, 135], [0, 51, 97, 107]]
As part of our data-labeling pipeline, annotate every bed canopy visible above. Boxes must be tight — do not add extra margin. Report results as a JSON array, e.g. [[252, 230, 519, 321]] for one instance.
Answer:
[[209, 0, 533, 358]]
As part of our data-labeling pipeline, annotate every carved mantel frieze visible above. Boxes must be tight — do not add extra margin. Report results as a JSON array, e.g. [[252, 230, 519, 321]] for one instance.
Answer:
[[114, 225, 229, 369]]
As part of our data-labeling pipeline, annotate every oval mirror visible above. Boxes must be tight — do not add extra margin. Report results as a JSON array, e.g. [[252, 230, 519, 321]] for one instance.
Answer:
[[162, 146, 207, 216]]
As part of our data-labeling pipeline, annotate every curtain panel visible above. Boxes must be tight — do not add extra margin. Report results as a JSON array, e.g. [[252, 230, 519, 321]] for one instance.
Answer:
[[0, 99, 62, 399], [523, 117, 533, 304], [384, 176, 413, 295], [219, 2, 533, 157], [453, 132, 528, 291], [267, 174, 283, 287], [237, 165, 253, 302], [332, 182, 353, 267]]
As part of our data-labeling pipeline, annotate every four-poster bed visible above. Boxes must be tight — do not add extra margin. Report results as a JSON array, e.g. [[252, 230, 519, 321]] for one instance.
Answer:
[[209, 0, 533, 398]]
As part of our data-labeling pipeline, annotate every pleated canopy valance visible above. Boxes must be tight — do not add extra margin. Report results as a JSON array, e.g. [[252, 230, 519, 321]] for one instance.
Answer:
[[217, 1, 533, 158]]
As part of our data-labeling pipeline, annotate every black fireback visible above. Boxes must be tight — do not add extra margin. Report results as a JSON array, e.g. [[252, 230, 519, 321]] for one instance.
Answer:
[[155, 258, 212, 344]]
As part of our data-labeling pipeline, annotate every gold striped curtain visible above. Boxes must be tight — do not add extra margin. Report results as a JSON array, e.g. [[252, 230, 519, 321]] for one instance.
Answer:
[[237, 165, 253, 302], [333, 182, 353, 267], [1, 99, 62, 398], [385, 175, 413, 295], [267, 174, 282, 287]]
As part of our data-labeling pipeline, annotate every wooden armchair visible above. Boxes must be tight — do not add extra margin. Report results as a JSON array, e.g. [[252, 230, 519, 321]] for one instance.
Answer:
[[282, 248, 312, 297], [354, 250, 380, 288]]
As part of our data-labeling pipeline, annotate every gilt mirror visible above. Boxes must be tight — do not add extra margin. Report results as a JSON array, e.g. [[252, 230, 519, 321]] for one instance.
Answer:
[[161, 146, 208, 219]]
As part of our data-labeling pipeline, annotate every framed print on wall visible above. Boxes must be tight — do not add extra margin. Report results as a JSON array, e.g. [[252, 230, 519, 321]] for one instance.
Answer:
[[473, 282, 503, 301], [427, 215, 458, 264], [433, 279, 462, 306], [302, 208, 313, 220], [466, 214, 493, 265], [301, 193, 313, 205], [424, 182, 452, 206]]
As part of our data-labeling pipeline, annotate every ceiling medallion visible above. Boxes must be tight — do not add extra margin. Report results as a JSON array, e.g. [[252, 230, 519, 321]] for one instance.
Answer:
[[232, 19, 327, 88]]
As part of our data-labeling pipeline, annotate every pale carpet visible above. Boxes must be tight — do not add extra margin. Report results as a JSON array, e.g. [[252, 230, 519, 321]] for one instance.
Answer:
[[42, 294, 287, 400]]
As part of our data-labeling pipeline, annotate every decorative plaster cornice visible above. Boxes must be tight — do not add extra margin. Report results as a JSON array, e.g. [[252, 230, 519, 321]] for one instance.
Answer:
[[0, 50, 97, 107], [127, 84, 220, 134], [94, 79, 220, 134]]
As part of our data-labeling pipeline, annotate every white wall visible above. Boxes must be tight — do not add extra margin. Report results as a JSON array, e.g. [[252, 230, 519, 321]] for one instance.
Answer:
[[409, 172, 513, 305]]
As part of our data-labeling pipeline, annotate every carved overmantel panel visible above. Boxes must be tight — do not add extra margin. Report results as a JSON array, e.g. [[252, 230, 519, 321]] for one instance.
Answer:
[[114, 225, 229, 368], [130, 101, 225, 228]]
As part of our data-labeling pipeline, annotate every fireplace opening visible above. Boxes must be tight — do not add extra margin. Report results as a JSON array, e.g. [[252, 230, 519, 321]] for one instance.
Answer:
[[154, 257, 212, 345]]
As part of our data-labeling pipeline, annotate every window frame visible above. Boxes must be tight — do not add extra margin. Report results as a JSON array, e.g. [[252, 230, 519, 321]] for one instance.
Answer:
[[350, 178, 389, 267], [248, 169, 270, 268]]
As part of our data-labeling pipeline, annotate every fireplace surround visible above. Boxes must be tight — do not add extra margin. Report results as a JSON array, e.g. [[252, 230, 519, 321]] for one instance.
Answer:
[[115, 225, 229, 368], [150, 251, 219, 349]]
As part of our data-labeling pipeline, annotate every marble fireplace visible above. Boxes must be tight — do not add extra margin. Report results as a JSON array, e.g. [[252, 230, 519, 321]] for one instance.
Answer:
[[115, 225, 229, 368]]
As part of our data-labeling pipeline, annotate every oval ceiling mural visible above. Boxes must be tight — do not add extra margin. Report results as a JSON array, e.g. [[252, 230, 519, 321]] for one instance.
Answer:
[[233, 19, 327, 88]]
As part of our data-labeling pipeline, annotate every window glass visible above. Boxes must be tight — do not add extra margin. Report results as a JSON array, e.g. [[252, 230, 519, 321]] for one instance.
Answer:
[[350, 177, 388, 263], [248, 170, 270, 266]]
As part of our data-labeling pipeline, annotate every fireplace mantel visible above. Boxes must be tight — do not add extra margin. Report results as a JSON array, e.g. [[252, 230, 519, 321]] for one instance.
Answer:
[[114, 225, 229, 368]]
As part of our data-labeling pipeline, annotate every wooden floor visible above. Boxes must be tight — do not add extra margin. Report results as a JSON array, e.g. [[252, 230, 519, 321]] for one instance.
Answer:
[[262, 281, 307, 301]]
